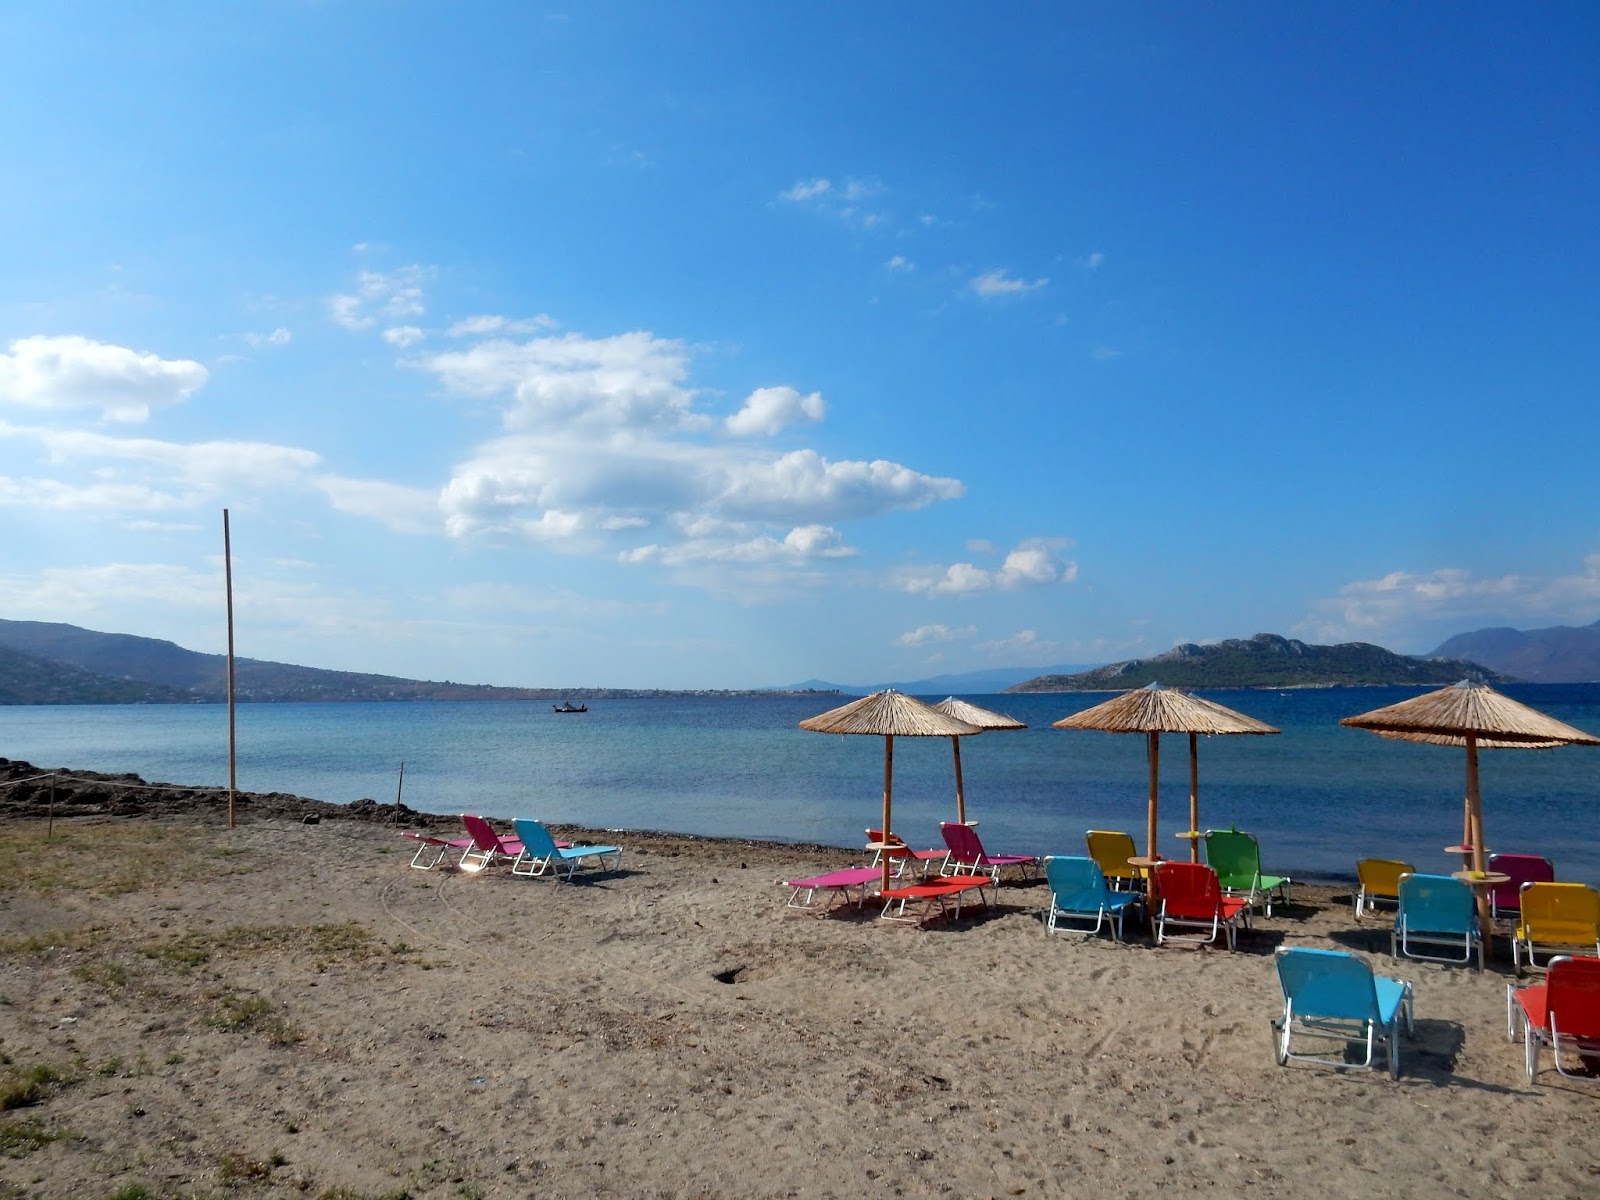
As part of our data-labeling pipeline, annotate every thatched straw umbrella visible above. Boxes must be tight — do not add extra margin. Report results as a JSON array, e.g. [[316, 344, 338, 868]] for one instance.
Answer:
[[1341, 680, 1599, 951], [1052, 682, 1280, 861], [931, 698, 1027, 825], [800, 690, 983, 890]]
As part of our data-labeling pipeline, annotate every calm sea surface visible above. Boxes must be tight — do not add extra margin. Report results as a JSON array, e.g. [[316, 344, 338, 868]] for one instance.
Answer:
[[2, 685, 1598, 885]]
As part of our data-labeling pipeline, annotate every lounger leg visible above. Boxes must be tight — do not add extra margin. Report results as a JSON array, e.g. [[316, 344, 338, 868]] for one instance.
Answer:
[[410, 841, 447, 869]]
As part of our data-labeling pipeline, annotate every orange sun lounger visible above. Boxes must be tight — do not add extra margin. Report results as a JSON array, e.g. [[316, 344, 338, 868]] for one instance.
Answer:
[[879, 875, 996, 925]]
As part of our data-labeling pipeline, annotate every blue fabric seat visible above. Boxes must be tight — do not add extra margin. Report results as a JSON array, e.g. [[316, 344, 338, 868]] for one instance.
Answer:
[[1392, 872, 1483, 970], [1274, 947, 1414, 1078], [1043, 856, 1143, 941], [511, 818, 623, 882]]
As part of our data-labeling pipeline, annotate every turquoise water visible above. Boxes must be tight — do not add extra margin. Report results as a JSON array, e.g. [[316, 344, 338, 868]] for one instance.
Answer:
[[2, 685, 1598, 885]]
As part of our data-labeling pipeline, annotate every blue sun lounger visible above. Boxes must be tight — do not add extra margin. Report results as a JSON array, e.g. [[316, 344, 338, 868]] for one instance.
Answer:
[[1043, 856, 1143, 941], [511, 818, 623, 882], [1273, 947, 1414, 1078]]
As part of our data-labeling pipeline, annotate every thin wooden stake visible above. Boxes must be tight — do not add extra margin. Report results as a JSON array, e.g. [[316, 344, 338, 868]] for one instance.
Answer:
[[224, 509, 237, 829]]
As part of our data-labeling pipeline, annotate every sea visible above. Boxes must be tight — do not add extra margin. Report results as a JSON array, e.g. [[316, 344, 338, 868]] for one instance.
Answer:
[[2, 684, 1597, 886]]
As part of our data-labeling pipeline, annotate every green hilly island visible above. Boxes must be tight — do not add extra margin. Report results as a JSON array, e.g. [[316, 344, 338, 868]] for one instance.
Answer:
[[1007, 633, 1506, 692]]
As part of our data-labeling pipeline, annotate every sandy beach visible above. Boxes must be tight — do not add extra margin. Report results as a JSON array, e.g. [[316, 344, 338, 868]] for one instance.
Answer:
[[1, 763, 1597, 1199]]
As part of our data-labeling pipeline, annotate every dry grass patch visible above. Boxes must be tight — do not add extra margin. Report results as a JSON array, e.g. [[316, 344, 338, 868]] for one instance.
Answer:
[[0, 821, 259, 896]]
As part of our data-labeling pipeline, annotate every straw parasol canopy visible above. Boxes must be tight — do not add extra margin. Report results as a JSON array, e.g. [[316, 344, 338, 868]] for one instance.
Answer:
[[1053, 682, 1280, 860], [800, 690, 983, 889], [931, 698, 1027, 825], [1340, 681, 1599, 952]]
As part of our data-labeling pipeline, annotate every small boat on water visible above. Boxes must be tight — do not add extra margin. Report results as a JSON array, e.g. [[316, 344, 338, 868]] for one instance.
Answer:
[[552, 701, 588, 713]]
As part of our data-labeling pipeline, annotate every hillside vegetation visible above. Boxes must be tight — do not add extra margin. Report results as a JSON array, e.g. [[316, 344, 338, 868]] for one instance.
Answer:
[[1008, 633, 1505, 692]]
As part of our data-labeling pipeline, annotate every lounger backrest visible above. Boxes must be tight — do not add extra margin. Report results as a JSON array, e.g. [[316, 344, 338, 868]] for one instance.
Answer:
[[1276, 948, 1379, 1023], [1203, 830, 1260, 884], [1397, 873, 1474, 933], [1045, 855, 1102, 900], [1520, 883, 1600, 945], [940, 822, 985, 866], [1356, 858, 1413, 900], [1488, 853, 1555, 911], [1545, 956, 1600, 1040], [1156, 862, 1222, 917], [1086, 830, 1139, 881], [461, 814, 506, 852], [512, 818, 560, 858], [866, 828, 907, 847]]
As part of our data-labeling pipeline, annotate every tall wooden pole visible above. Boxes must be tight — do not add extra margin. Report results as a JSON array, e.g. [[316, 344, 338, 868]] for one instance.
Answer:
[[1188, 732, 1200, 862], [880, 735, 895, 891], [951, 736, 966, 825], [1145, 731, 1160, 859], [223, 509, 237, 829], [1465, 735, 1495, 959]]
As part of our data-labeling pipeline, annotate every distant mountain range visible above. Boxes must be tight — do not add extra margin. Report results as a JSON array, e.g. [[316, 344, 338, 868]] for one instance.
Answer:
[[783, 663, 1099, 697], [0, 619, 830, 705], [1007, 633, 1507, 692], [1428, 619, 1600, 683]]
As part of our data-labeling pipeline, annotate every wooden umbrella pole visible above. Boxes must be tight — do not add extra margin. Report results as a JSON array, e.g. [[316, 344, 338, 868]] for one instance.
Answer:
[[1146, 731, 1160, 860], [881, 735, 895, 891], [1464, 735, 1495, 959], [1188, 732, 1200, 862], [223, 508, 237, 830], [952, 736, 966, 825]]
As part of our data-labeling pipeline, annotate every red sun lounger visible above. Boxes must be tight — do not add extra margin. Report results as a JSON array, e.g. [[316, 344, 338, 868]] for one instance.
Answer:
[[879, 875, 997, 926]]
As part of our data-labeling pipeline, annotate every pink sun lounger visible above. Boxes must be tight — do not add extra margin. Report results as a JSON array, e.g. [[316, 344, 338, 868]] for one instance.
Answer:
[[400, 830, 476, 870], [784, 866, 883, 912]]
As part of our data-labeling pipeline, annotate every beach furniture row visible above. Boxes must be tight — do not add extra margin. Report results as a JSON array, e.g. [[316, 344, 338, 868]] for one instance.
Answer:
[[401, 814, 623, 881]]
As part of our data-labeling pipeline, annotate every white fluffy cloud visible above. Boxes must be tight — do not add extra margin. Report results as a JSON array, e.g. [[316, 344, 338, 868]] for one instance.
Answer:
[[725, 386, 825, 437], [976, 629, 1060, 658], [422, 329, 964, 565], [0, 335, 208, 423], [1302, 559, 1600, 645], [382, 325, 425, 347], [899, 538, 1077, 596], [328, 267, 429, 331], [423, 331, 707, 435], [896, 623, 977, 647], [971, 270, 1048, 298], [622, 524, 856, 567]]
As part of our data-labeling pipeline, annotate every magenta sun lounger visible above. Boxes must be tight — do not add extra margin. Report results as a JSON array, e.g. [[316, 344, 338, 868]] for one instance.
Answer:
[[784, 867, 882, 913], [400, 830, 476, 870]]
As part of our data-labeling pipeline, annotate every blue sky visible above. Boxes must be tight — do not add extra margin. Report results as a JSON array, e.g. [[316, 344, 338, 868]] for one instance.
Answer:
[[2, 3, 1597, 689]]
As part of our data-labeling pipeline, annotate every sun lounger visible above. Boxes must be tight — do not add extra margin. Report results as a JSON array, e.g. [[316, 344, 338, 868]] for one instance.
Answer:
[[783, 867, 882, 913], [1273, 947, 1414, 1078], [1392, 873, 1483, 970], [1354, 858, 1413, 919], [1488, 853, 1555, 919], [865, 828, 947, 878], [399, 830, 476, 869], [1085, 829, 1145, 891], [458, 814, 526, 872], [1511, 882, 1600, 973], [939, 821, 1039, 882], [1153, 861, 1252, 950], [511, 818, 622, 881], [879, 875, 996, 925], [1507, 955, 1600, 1084], [1203, 828, 1292, 916], [1044, 855, 1143, 941]]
